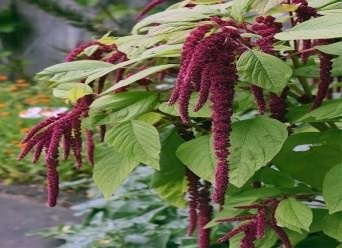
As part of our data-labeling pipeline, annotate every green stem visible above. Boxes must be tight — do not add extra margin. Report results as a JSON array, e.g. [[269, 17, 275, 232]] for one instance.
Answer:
[[291, 56, 313, 98]]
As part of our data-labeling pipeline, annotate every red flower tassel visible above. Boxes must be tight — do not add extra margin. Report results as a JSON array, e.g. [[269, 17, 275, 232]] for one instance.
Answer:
[[198, 181, 213, 248]]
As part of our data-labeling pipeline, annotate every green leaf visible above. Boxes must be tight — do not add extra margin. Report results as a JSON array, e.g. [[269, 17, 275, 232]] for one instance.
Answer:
[[101, 64, 178, 95], [252, 0, 283, 14], [93, 150, 138, 198], [115, 35, 167, 59], [323, 164, 342, 214], [83, 45, 99, 56], [177, 117, 288, 187], [159, 93, 211, 118], [295, 99, 342, 122], [310, 209, 329, 233], [332, 56, 342, 76], [274, 130, 342, 189], [176, 135, 215, 182], [322, 212, 342, 242], [89, 92, 158, 125], [237, 50, 293, 94], [105, 120, 161, 169], [152, 128, 187, 208], [275, 15, 342, 40], [275, 198, 313, 233], [230, 117, 288, 187], [230, 0, 254, 21], [84, 55, 155, 84], [53, 83, 93, 103], [133, 8, 208, 33], [316, 41, 342, 55], [258, 167, 295, 188], [36, 60, 113, 83]]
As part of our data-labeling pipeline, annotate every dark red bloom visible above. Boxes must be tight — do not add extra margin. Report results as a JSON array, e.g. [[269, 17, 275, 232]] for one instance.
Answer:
[[241, 224, 257, 248], [312, 50, 333, 109], [218, 199, 292, 248], [86, 130, 95, 166], [169, 24, 212, 105], [65, 41, 100, 62], [218, 222, 253, 243], [251, 85, 266, 115], [17, 96, 93, 206], [186, 169, 200, 236], [292, 0, 318, 22], [198, 182, 213, 248], [269, 89, 289, 122], [210, 63, 236, 205], [251, 16, 282, 55], [46, 157, 59, 207], [99, 125, 106, 142]]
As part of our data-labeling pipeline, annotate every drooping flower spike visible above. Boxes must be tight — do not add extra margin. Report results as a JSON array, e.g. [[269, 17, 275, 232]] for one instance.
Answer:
[[291, 0, 318, 63], [186, 169, 200, 236], [217, 199, 292, 248], [18, 96, 92, 206], [251, 16, 290, 121], [169, 23, 242, 205], [198, 181, 213, 248]]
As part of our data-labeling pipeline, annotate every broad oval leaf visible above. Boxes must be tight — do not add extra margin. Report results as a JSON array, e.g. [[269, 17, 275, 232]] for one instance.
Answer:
[[229, 117, 288, 187], [295, 99, 342, 123], [322, 212, 342, 242], [274, 130, 342, 189], [105, 120, 161, 169], [88, 92, 158, 125], [116, 34, 167, 59], [93, 150, 139, 198], [133, 8, 208, 33], [275, 198, 313, 233], [275, 15, 342, 40], [237, 50, 293, 94], [176, 117, 288, 187], [101, 64, 178, 95], [230, 0, 254, 21], [316, 41, 342, 55], [53, 83, 93, 103], [252, 0, 283, 14], [323, 164, 342, 214], [37, 60, 113, 83], [176, 135, 215, 182], [152, 128, 187, 208]]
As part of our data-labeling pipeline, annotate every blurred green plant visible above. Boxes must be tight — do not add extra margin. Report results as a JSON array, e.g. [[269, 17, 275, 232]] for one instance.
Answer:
[[34, 167, 227, 248], [0, 2, 32, 77]]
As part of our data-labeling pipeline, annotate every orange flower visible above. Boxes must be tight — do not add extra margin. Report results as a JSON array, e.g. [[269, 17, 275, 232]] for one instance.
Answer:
[[20, 128, 30, 133], [0, 74, 8, 81], [16, 79, 27, 84], [0, 112, 10, 117]]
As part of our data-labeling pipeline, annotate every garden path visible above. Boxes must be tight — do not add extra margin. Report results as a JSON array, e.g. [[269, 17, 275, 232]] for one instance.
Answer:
[[0, 192, 79, 248]]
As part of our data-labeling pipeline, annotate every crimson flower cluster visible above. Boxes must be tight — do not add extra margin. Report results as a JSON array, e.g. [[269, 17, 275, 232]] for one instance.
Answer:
[[251, 16, 289, 122], [18, 40, 127, 207], [169, 23, 241, 205], [17, 96, 93, 207], [292, 0, 318, 63], [312, 41, 333, 110], [185, 170, 213, 248], [217, 199, 292, 248]]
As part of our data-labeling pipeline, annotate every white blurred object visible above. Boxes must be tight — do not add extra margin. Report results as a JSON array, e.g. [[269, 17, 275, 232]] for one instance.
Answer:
[[19, 107, 68, 119]]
